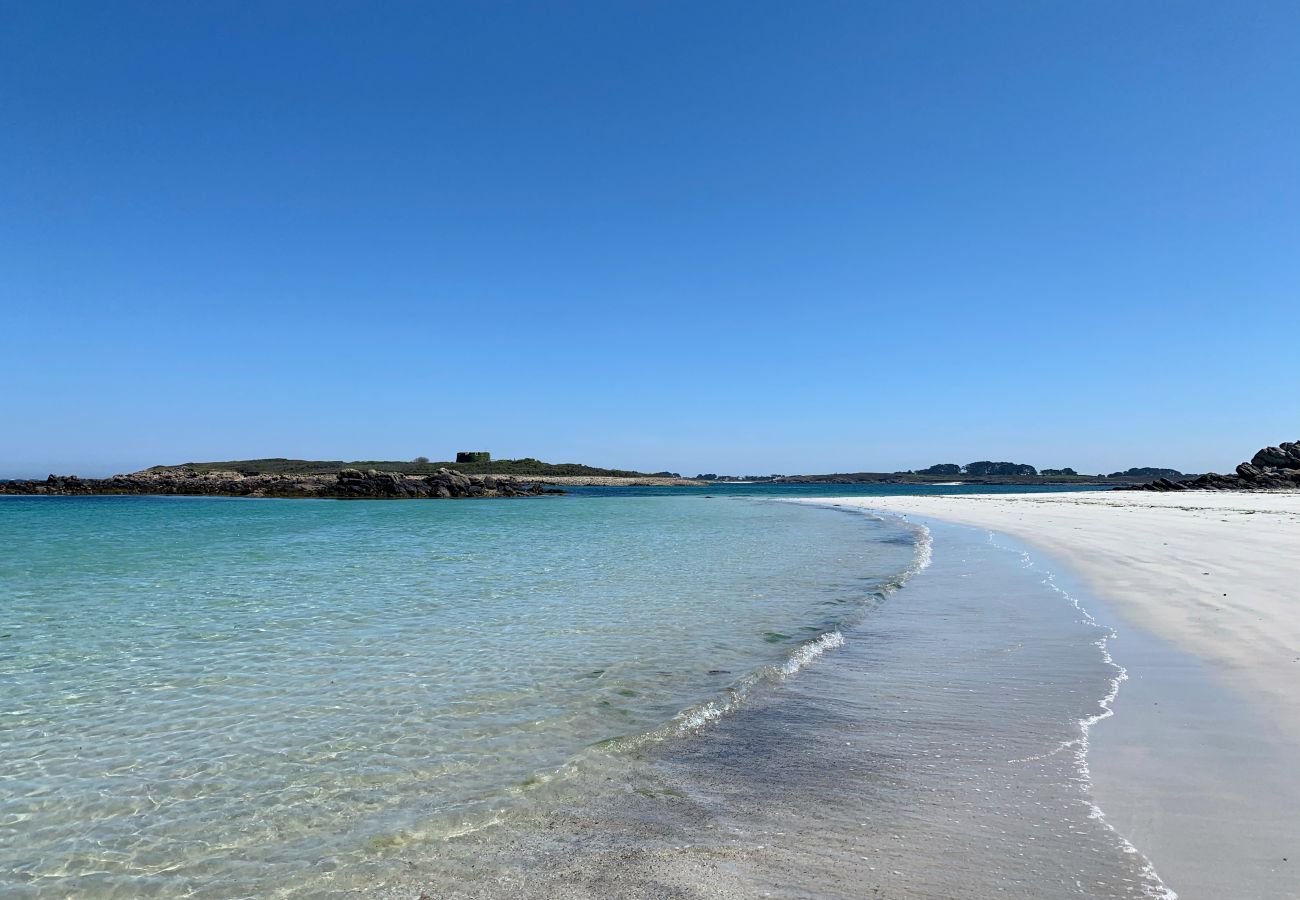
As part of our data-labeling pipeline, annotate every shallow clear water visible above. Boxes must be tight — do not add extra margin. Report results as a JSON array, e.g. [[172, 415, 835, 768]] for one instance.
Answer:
[[0, 494, 917, 897], [374, 516, 1172, 899]]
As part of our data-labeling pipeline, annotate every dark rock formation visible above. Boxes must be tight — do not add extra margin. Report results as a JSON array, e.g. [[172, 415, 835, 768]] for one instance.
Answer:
[[1252, 444, 1300, 469], [0, 467, 552, 500], [1123, 441, 1300, 492]]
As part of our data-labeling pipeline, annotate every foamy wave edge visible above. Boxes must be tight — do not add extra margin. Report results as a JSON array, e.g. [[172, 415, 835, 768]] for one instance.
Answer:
[[711, 502, 1173, 899], [420, 508, 935, 846], [614, 508, 934, 749], [989, 532, 1178, 900]]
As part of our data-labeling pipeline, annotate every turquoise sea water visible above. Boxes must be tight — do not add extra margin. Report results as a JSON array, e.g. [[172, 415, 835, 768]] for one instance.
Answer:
[[377, 517, 1171, 899], [0, 493, 924, 897]]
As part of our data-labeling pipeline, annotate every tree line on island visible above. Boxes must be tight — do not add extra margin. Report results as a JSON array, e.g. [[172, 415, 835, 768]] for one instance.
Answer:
[[696, 466, 1183, 484], [912, 462, 1183, 479]]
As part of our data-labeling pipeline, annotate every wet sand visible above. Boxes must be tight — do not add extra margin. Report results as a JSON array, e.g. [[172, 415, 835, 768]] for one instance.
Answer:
[[809, 492, 1300, 899], [808, 492, 1300, 735]]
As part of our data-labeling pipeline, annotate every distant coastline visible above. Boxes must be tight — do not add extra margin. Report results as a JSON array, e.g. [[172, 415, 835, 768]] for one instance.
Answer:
[[0, 468, 1146, 495], [763, 472, 1145, 486], [7, 452, 1253, 495]]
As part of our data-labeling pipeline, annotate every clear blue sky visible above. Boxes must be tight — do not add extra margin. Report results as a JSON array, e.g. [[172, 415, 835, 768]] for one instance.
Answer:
[[3, 2, 1297, 478]]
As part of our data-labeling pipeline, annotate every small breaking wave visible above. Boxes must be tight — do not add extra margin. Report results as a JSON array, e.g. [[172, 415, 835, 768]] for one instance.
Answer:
[[655, 629, 851, 742], [612, 512, 933, 749], [781, 629, 845, 675], [656, 629, 850, 740]]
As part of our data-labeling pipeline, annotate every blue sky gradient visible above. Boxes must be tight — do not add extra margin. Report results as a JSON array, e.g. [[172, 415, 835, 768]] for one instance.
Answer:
[[3, 2, 1297, 477]]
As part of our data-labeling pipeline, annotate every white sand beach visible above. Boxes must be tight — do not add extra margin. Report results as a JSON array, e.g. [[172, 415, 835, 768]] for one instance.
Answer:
[[811, 490, 1300, 734], [810, 490, 1300, 899]]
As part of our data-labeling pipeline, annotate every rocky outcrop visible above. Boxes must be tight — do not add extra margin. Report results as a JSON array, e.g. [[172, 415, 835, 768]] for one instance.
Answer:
[[0, 468, 552, 499], [1124, 441, 1300, 492], [1251, 444, 1300, 469]]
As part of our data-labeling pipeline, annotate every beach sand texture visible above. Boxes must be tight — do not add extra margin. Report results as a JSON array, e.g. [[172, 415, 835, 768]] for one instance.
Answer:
[[810, 491, 1300, 899]]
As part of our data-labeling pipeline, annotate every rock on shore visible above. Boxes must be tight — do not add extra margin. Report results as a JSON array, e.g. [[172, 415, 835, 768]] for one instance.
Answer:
[[0, 467, 552, 499], [1125, 440, 1300, 492]]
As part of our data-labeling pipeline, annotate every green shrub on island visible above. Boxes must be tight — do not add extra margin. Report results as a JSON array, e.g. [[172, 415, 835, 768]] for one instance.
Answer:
[[918, 463, 962, 476], [964, 461, 1038, 477], [914, 462, 1043, 477], [1108, 467, 1184, 479]]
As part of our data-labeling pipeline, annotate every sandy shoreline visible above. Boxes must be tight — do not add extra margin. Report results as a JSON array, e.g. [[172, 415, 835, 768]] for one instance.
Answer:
[[808, 490, 1300, 899], [806, 490, 1300, 737], [372, 512, 1180, 899]]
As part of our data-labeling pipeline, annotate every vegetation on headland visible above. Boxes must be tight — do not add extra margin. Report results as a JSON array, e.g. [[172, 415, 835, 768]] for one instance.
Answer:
[[144, 457, 675, 479], [919, 461, 1040, 477], [1107, 467, 1184, 480]]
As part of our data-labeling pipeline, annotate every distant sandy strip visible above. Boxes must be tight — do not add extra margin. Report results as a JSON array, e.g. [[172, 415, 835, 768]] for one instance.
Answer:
[[492, 475, 704, 486]]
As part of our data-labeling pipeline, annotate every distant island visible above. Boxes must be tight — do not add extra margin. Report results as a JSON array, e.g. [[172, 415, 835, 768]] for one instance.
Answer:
[[128, 453, 1184, 485], [0, 468, 561, 500], [0, 452, 704, 498], [143, 452, 687, 480], [699, 460, 1187, 486], [8, 450, 1259, 497], [1, 452, 1199, 497]]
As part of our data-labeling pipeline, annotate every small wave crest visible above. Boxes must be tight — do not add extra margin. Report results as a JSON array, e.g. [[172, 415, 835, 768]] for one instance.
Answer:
[[781, 629, 845, 675], [621, 512, 934, 747], [907, 522, 934, 577]]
